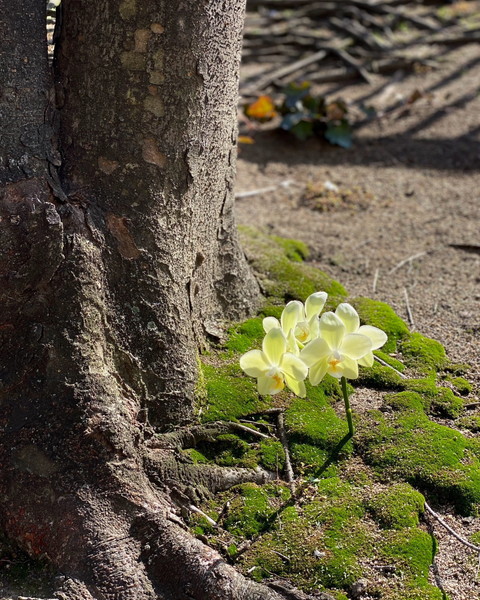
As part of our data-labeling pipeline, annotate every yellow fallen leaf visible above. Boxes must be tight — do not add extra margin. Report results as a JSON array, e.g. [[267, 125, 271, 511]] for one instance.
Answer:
[[238, 136, 255, 144], [245, 95, 277, 121]]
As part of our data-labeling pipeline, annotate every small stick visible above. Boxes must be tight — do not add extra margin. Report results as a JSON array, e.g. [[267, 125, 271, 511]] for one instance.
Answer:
[[388, 251, 427, 275], [235, 180, 296, 200], [229, 422, 271, 439], [271, 549, 291, 563], [403, 287, 415, 329], [373, 355, 407, 379], [372, 268, 379, 294], [241, 49, 327, 94], [465, 402, 480, 410], [276, 411, 295, 484], [188, 504, 217, 527], [424, 501, 480, 553]]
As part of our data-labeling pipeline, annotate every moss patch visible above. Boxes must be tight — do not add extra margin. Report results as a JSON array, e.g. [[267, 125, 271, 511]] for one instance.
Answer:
[[351, 297, 409, 352], [239, 226, 346, 302], [399, 332, 447, 375], [200, 363, 271, 422], [366, 483, 425, 529], [356, 393, 480, 515]]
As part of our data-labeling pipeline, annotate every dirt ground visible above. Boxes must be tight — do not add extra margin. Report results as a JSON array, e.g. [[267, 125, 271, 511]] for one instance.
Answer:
[[236, 42, 480, 600]]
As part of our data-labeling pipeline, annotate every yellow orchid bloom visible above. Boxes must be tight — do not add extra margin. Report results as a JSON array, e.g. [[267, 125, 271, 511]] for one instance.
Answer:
[[240, 327, 308, 397], [300, 312, 373, 384], [334, 303, 388, 367]]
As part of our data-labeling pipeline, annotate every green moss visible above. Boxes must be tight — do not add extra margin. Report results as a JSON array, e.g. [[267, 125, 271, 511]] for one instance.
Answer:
[[285, 386, 353, 461], [457, 415, 480, 433], [224, 317, 265, 354], [356, 395, 480, 514], [271, 235, 309, 262], [444, 362, 470, 375], [183, 448, 209, 464], [358, 360, 404, 390], [197, 433, 258, 469], [429, 388, 464, 419], [374, 350, 406, 372], [351, 298, 409, 353], [259, 438, 286, 472], [399, 332, 447, 375], [222, 483, 292, 538], [445, 376, 473, 396], [239, 226, 347, 302], [201, 363, 270, 422], [382, 528, 434, 579], [366, 483, 425, 529], [384, 391, 426, 413]]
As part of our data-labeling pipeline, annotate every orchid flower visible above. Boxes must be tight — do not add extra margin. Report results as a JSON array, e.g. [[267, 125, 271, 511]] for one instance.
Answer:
[[240, 327, 308, 397], [262, 292, 328, 351], [334, 303, 388, 367], [300, 312, 373, 384]]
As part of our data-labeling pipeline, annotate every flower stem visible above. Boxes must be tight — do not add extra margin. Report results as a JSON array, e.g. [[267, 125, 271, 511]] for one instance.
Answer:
[[341, 376, 354, 438]]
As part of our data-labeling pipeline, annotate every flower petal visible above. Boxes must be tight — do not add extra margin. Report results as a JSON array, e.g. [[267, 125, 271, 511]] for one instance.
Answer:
[[305, 291, 328, 320], [281, 300, 304, 335], [309, 357, 329, 385], [358, 325, 388, 350], [300, 337, 330, 367], [285, 374, 306, 398], [262, 327, 286, 365], [257, 374, 284, 395], [341, 333, 372, 360], [335, 303, 360, 333], [280, 353, 308, 381], [286, 329, 300, 355], [358, 351, 374, 367], [239, 350, 270, 377], [319, 312, 346, 349], [263, 316, 280, 333], [341, 355, 359, 379]]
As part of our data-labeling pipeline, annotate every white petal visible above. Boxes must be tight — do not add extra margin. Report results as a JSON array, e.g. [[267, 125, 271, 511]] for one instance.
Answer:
[[257, 374, 284, 395], [263, 316, 280, 333], [281, 301, 303, 335], [309, 357, 329, 385], [341, 355, 359, 379], [335, 303, 360, 333], [286, 329, 300, 355], [305, 292, 328, 320], [240, 350, 270, 377], [280, 353, 308, 381], [340, 333, 372, 360], [262, 327, 286, 366], [319, 312, 346, 349], [307, 315, 320, 340], [358, 351, 374, 367], [285, 375, 306, 398], [358, 325, 388, 350], [300, 337, 330, 367]]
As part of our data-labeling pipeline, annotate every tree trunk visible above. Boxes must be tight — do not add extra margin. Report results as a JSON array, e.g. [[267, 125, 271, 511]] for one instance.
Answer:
[[0, 2, 305, 599]]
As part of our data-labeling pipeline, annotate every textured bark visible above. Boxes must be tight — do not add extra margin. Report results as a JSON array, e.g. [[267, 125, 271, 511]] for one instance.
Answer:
[[55, 0, 260, 427], [0, 0, 53, 181], [0, 2, 307, 599]]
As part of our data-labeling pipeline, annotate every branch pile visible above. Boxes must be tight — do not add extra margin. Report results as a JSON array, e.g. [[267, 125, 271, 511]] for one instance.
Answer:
[[242, 0, 480, 93]]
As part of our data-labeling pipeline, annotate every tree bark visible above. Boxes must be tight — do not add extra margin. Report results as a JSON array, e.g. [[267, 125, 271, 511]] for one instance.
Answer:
[[0, 2, 307, 599]]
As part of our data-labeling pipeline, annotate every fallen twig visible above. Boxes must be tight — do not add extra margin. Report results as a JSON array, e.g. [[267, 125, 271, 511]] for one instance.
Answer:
[[276, 411, 295, 484], [235, 180, 297, 199], [424, 501, 480, 553], [403, 287, 415, 329], [388, 251, 427, 274], [241, 49, 328, 93], [372, 268, 379, 293], [374, 354, 407, 379]]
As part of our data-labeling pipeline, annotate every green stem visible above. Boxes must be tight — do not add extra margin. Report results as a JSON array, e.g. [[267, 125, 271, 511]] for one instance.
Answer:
[[341, 376, 354, 438]]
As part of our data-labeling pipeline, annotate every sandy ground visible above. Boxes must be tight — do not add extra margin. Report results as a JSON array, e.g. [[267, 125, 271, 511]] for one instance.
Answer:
[[236, 43, 480, 600]]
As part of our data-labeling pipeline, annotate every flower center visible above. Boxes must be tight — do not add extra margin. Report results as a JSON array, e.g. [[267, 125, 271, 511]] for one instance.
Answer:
[[295, 321, 309, 343], [328, 351, 343, 374], [266, 367, 285, 391]]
